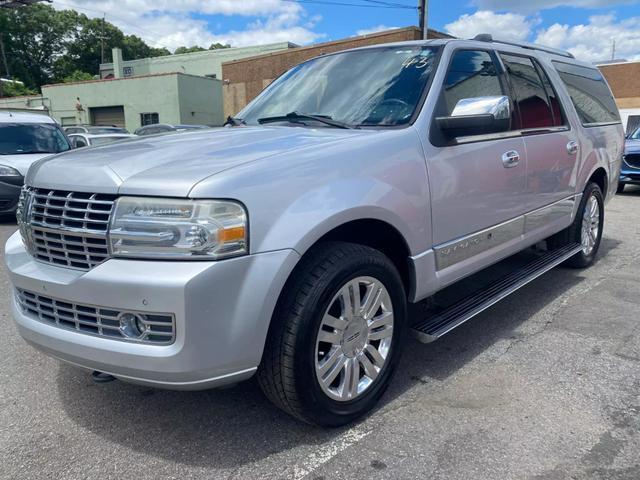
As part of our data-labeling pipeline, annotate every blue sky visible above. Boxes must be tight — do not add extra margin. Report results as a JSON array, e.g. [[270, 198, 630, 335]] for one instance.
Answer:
[[53, 0, 640, 62]]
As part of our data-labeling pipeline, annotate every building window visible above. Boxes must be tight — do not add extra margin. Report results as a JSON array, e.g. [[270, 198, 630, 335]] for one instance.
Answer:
[[123, 66, 134, 77], [140, 112, 159, 126]]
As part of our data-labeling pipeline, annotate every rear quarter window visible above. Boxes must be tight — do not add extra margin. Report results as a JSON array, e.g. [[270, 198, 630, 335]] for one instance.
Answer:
[[552, 61, 620, 127]]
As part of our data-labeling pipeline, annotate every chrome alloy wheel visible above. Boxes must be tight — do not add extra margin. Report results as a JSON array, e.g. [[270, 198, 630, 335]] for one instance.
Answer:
[[314, 276, 394, 402], [581, 194, 600, 255]]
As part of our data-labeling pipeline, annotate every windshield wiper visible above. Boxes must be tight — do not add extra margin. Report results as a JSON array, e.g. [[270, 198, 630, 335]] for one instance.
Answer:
[[224, 115, 246, 127], [258, 112, 357, 129]]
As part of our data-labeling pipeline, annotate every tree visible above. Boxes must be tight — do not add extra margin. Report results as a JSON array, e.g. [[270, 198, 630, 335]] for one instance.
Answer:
[[209, 43, 231, 50], [62, 70, 95, 83], [0, 4, 172, 89], [174, 45, 207, 54], [0, 79, 37, 97]]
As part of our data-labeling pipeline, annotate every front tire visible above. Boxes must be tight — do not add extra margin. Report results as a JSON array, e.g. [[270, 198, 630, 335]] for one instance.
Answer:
[[257, 241, 406, 427]]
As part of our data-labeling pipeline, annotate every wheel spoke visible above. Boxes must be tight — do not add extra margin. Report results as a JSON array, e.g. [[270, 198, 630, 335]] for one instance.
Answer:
[[339, 285, 354, 320], [368, 310, 393, 330], [318, 347, 345, 377], [358, 352, 379, 380], [322, 313, 347, 331], [318, 329, 342, 345], [369, 325, 393, 341], [350, 280, 361, 318], [365, 344, 386, 368], [341, 357, 360, 400], [321, 353, 346, 387], [361, 282, 382, 319]]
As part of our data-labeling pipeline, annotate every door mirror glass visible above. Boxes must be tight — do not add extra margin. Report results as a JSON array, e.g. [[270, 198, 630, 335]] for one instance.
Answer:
[[437, 95, 511, 138]]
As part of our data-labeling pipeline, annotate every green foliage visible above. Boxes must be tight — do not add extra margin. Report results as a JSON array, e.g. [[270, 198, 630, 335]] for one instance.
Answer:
[[174, 45, 207, 55], [209, 43, 231, 50], [0, 4, 174, 89], [0, 79, 37, 97], [62, 70, 95, 83]]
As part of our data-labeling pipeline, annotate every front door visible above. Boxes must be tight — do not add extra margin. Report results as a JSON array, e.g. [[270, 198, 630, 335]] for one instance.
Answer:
[[425, 48, 529, 270]]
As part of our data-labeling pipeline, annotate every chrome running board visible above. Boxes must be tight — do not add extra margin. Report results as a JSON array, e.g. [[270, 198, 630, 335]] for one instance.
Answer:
[[411, 243, 583, 343]]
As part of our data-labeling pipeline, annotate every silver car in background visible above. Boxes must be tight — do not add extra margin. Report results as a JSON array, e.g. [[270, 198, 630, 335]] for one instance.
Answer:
[[5, 35, 623, 426]]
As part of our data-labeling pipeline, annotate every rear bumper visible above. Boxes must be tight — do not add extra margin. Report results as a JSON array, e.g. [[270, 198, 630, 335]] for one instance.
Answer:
[[5, 231, 300, 390]]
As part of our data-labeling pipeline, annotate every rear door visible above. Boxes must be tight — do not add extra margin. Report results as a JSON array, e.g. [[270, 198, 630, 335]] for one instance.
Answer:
[[426, 48, 528, 268], [498, 53, 577, 215]]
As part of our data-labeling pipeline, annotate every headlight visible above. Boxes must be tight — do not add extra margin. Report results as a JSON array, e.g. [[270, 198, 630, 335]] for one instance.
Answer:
[[109, 197, 247, 259], [0, 165, 21, 176]]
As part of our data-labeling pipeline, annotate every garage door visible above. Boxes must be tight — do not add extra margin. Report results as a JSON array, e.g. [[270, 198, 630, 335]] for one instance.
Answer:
[[90, 106, 125, 128]]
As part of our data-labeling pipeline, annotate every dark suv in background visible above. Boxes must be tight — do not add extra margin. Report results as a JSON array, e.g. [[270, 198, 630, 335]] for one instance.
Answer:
[[619, 126, 640, 192]]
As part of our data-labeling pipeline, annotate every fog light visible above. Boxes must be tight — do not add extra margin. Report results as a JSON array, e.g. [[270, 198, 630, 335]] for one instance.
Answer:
[[118, 312, 149, 338]]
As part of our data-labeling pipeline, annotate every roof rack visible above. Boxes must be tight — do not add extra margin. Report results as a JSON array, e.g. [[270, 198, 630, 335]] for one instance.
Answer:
[[472, 33, 574, 59]]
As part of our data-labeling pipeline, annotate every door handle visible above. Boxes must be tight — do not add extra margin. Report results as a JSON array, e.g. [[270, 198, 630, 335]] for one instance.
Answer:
[[567, 141, 579, 155], [502, 150, 520, 168]]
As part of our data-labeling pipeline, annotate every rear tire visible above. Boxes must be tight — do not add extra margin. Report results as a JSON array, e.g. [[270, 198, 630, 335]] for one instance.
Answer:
[[548, 182, 604, 268], [257, 241, 406, 427]]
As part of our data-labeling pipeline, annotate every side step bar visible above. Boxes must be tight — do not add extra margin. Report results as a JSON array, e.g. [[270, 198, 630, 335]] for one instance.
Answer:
[[411, 243, 583, 343]]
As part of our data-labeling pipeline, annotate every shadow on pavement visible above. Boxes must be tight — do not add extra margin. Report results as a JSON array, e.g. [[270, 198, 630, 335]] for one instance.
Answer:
[[56, 239, 622, 469]]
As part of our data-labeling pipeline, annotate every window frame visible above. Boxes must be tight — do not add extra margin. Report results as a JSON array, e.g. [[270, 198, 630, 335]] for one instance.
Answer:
[[551, 60, 621, 128], [140, 112, 160, 127], [497, 51, 570, 136]]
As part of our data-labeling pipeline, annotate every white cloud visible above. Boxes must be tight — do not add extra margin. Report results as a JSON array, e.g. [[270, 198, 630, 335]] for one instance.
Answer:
[[535, 14, 640, 62], [52, 0, 325, 50], [445, 11, 535, 41], [471, 0, 639, 13], [356, 25, 400, 36]]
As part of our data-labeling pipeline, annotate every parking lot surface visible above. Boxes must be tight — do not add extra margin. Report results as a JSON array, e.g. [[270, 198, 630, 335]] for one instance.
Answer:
[[1, 189, 639, 480]]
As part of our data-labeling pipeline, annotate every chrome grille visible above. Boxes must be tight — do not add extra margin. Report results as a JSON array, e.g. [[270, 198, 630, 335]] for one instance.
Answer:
[[23, 188, 117, 270], [16, 289, 175, 345]]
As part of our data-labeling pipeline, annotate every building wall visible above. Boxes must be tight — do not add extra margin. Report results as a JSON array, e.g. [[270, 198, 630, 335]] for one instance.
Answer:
[[0, 95, 49, 111], [221, 27, 451, 117], [41, 73, 222, 131], [100, 42, 295, 80], [177, 74, 224, 125]]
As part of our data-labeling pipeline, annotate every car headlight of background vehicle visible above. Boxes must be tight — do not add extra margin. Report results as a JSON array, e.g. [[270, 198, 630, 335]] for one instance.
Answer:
[[0, 165, 22, 176], [109, 197, 247, 259]]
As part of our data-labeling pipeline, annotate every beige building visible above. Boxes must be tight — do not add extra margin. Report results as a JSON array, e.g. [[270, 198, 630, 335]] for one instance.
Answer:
[[599, 60, 640, 133]]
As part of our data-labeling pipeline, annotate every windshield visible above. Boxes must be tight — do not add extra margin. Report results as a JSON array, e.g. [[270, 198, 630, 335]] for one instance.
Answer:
[[629, 127, 640, 140], [238, 45, 440, 127], [0, 123, 70, 155]]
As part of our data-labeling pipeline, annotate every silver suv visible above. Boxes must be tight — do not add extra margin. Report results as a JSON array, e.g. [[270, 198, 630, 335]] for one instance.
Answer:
[[6, 36, 623, 426]]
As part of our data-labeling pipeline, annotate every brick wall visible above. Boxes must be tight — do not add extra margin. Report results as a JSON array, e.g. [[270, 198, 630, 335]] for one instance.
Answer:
[[599, 62, 640, 109], [222, 27, 451, 117]]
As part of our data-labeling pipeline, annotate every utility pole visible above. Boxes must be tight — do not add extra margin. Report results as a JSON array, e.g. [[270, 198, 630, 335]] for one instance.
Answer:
[[418, 0, 428, 40], [100, 13, 105, 64], [611, 38, 616, 61]]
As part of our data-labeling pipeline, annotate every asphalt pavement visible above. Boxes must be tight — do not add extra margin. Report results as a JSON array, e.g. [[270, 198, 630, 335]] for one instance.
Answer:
[[1, 188, 639, 480]]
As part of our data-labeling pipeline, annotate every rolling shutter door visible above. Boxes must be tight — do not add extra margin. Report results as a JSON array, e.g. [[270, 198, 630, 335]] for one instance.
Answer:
[[90, 106, 125, 127]]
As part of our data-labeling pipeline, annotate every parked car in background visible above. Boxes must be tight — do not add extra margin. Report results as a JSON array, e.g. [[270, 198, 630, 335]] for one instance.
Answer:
[[68, 133, 136, 148], [0, 110, 70, 214], [6, 36, 623, 426], [64, 125, 129, 135], [134, 123, 208, 136], [618, 126, 640, 192]]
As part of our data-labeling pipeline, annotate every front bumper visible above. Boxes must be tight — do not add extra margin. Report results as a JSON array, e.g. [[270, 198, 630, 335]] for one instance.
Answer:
[[5, 231, 300, 389], [620, 167, 640, 185], [0, 176, 23, 214]]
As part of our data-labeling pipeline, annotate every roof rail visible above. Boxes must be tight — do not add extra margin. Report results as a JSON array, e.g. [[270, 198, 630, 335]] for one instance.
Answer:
[[472, 33, 574, 59]]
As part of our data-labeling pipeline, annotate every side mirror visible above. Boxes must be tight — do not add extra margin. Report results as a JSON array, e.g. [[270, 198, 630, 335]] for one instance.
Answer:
[[436, 95, 511, 139]]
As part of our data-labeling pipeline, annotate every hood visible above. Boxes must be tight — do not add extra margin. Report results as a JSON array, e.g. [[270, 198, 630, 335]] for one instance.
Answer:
[[625, 138, 640, 154], [1, 153, 56, 176], [27, 126, 374, 196]]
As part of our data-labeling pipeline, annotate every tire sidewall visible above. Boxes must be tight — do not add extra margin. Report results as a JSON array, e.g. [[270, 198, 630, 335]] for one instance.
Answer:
[[292, 251, 406, 426]]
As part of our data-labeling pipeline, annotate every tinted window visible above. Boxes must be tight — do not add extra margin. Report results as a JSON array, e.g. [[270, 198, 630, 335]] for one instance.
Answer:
[[239, 46, 439, 127], [553, 62, 620, 126], [501, 54, 554, 129], [71, 136, 88, 147], [0, 123, 70, 155], [441, 50, 504, 116], [538, 64, 564, 126]]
